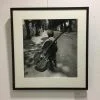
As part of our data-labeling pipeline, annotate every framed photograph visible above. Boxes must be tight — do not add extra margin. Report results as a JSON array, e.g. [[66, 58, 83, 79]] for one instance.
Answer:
[[10, 7, 89, 90]]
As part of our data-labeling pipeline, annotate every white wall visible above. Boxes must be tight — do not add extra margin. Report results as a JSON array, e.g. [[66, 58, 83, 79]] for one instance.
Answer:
[[0, 0, 100, 100]]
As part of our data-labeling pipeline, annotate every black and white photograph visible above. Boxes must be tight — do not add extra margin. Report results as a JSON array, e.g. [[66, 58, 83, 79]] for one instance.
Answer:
[[23, 19, 77, 77], [11, 7, 88, 89]]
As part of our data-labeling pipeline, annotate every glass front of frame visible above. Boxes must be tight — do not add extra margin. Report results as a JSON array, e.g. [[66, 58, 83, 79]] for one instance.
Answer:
[[11, 7, 88, 89]]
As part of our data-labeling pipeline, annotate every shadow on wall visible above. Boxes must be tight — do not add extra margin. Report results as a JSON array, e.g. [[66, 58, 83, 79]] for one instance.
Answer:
[[5, 19, 87, 100]]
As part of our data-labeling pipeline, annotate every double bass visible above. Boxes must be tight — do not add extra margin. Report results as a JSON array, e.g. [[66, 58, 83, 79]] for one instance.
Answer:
[[34, 32, 64, 72]]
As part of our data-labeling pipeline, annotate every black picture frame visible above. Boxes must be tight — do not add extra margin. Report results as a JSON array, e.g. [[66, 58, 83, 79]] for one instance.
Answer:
[[10, 7, 89, 90]]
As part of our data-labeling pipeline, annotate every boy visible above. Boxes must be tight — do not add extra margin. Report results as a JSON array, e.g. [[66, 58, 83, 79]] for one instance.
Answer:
[[42, 30, 58, 72]]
